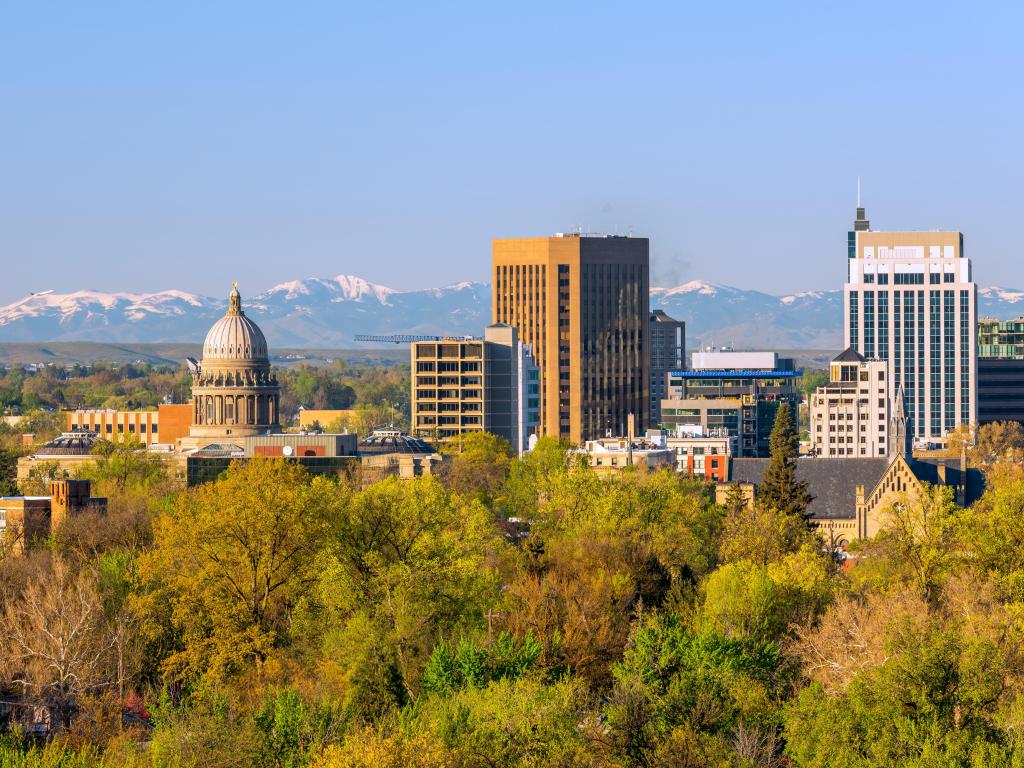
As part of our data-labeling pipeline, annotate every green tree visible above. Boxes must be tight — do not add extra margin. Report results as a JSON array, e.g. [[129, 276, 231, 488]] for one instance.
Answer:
[[76, 438, 168, 494], [786, 577, 1024, 767], [699, 547, 833, 643], [501, 436, 579, 519], [719, 500, 813, 567], [758, 402, 812, 519], [606, 612, 785, 767], [421, 632, 542, 696], [312, 475, 502, 716], [0, 446, 19, 496]]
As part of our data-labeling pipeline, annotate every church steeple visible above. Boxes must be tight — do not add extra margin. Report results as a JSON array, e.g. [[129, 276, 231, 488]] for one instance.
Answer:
[[889, 384, 912, 457]]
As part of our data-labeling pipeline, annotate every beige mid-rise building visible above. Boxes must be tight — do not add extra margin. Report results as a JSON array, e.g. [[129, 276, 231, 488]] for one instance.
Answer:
[[492, 233, 649, 443], [810, 348, 890, 458], [843, 206, 977, 444], [410, 324, 540, 453]]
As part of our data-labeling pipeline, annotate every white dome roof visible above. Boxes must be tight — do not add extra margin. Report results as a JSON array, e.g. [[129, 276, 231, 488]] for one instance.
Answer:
[[202, 284, 269, 362]]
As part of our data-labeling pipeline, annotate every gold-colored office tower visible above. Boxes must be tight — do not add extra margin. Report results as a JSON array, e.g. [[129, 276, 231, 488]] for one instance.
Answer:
[[492, 233, 649, 444]]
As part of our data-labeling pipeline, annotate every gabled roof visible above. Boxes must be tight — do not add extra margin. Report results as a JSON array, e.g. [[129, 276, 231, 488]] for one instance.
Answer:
[[729, 455, 986, 521], [832, 347, 865, 363], [729, 457, 890, 520]]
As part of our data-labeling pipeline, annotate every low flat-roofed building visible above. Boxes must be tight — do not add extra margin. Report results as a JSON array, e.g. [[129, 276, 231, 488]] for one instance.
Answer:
[[17, 430, 103, 482], [575, 436, 674, 474], [357, 428, 444, 483], [67, 403, 192, 447], [660, 426, 734, 481], [184, 432, 360, 486]]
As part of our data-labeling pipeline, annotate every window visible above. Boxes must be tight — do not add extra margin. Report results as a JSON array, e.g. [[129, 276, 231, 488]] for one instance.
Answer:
[[929, 273, 940, 284], [878, 370, 885, 380]]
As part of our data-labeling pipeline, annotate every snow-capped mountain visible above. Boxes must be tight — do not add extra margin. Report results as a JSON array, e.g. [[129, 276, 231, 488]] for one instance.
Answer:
[[0, 276, 489, 348], [1, 276, 1022, 349]]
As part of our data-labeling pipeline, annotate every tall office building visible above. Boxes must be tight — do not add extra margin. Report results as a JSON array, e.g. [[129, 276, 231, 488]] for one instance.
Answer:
[[843, 207, 977, 443], [492, 234, 649, 443], [649, 310, 685, 426]]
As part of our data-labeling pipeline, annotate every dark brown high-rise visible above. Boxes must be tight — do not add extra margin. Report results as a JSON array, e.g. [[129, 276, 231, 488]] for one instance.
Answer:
[[492, 233, 649, 443]]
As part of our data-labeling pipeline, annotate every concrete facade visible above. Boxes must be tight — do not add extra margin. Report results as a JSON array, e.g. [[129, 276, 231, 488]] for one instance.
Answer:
[[649, 310, 685, 427], [411, 324, 540, 454]]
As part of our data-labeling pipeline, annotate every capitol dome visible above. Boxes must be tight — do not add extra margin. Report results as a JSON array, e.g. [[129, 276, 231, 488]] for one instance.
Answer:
[[184, 282, 282, 443], [202, 283, 269, 362]]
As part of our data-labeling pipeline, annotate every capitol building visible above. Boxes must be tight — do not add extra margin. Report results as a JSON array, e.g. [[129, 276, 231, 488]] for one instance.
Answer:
[[178, 283, 282, 450], [19, 282, 437, 487]]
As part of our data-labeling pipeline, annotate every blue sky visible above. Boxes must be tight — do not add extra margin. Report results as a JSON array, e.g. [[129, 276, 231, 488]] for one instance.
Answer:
[[2, 1, 1022, 303]]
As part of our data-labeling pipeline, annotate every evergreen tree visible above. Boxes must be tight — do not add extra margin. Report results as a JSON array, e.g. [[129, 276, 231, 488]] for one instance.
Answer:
[[758, 402, 813, 518]]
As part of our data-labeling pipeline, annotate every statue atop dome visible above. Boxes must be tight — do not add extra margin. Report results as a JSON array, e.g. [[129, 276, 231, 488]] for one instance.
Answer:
[[228, 281, 242, 315]]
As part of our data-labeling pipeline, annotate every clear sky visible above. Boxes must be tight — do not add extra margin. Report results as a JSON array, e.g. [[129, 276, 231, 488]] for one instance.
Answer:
[[2, 1, 1022, 304]]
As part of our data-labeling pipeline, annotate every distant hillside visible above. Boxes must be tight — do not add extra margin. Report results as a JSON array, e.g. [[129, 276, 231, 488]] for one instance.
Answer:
[[1, 275, 1022, 350], [0, 342, 406, 368]]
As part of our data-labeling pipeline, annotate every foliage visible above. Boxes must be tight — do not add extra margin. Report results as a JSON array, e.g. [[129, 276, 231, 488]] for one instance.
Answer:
[[607, 612, 785, 767], [439, 431, 513, 504], [135, 460, 344, 684], [758, 402, 813, 519], [5, 402, 1024, 765], [421, 632, 542, 696], [312, 475, 503, 718]]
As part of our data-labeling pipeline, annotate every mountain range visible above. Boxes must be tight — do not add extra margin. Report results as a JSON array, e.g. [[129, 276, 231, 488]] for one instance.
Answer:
[[1, 276, 1022, 350]]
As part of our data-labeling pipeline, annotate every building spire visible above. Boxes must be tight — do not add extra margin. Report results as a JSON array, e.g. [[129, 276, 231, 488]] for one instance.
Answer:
[[228, 282, 242, 315], [889, 383, 912, 458], [853, 179, 870, 233]]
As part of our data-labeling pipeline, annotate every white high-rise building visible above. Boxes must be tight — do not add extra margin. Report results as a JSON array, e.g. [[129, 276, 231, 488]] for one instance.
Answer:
[[843, 206, 977, 444]]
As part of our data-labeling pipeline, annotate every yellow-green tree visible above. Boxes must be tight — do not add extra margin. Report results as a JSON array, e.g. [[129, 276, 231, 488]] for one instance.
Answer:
[[439, 431, 513, 504], [136, 459, 344, 684]]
